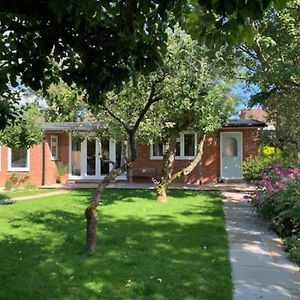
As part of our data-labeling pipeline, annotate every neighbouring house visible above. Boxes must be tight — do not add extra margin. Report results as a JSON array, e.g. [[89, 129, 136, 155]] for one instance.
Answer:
[[240, 108, 275, 130], [0, 118, 265, 188]]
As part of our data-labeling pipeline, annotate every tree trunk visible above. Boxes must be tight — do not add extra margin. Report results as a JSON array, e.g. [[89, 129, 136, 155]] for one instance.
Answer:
[[155, 133, 206, 202], [85, 205, 97, 254], [170, 133, 206, 183], [157, 183, 168, 203], [85, 167, 122, 255], [154, 133, 177, 202]]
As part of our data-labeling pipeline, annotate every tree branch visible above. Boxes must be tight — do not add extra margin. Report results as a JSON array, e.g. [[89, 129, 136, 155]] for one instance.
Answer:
[[132, 77, 163, 133], [102, 105, 130, 132]]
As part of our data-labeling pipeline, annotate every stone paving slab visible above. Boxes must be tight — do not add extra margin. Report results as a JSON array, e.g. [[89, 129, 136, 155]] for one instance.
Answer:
[[223, 191, 300, 300]]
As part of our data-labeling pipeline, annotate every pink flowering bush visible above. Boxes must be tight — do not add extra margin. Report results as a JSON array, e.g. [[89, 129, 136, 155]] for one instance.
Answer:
[[250, 164, 300, 218], [246, 163, 300, 264]]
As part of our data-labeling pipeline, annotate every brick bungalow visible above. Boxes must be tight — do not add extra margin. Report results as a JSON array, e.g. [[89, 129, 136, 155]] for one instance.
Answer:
[[0, 119, 265, 188]]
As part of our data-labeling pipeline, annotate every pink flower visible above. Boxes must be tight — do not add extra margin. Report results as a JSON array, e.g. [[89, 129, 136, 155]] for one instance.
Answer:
[[275, 182, 285, 191]]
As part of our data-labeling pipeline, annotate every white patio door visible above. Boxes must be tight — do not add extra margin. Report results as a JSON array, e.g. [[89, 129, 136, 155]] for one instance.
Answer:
[[69, 137, 116, 179], [220, 132, 243, 179]]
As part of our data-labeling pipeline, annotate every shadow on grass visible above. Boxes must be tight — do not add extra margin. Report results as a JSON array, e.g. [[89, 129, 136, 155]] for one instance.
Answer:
[[0, 190, 231, 300], [0, 193, 11, 200], [71, 188, 221, 206]]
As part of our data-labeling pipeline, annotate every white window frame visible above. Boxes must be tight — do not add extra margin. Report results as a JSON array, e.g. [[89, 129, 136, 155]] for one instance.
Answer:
[[68, 136, 126, 180], [50, 135, 58, 160], [150, 131, 197, 160], [150, 140, 164, 160], [8, 148, 30, 172]]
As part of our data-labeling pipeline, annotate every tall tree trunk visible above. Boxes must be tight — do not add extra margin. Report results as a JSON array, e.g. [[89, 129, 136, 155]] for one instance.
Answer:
[[155, 133, 206, 202], [85, 167, 123, 254], [170, 134, 206, 183], [154, 133, 177, 202]]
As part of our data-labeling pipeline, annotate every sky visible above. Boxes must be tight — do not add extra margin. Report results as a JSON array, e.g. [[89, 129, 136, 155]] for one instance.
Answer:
[[230, 81, 260, 117]]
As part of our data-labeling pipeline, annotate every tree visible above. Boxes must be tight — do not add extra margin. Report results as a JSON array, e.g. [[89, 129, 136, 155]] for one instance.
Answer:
[[152, 85, 236, 202], [140, 29, 236, 202], [85, 73, 164, 254], [0, 0, 182, 104], [0, 88, 19, 130], [184, 0, 288, 48], [236, 0, 300, 161], [44, 80, 88, 122], [0, 105, 43, 149], [0, 0, 284, 107], [97, 28, 236, 204]]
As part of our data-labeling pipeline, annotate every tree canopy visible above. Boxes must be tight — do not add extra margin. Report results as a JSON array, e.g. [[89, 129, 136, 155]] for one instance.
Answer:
[[0, 105, 43, 149], [0, 0, 285, 101], [44, 81, 88, 122], [236, 0, 300, 159]]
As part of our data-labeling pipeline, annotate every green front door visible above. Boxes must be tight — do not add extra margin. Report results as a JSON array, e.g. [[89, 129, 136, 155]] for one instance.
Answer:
[[220, 132, 242, 179]]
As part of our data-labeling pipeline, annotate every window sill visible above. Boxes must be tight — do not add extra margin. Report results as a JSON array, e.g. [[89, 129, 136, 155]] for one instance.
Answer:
[[150, 156, 196, 161], [8, 168, 30, 172]]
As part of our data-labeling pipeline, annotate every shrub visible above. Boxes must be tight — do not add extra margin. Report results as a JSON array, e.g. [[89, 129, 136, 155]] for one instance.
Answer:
[[56, 161, 68, 176], [246, 164, 300, 265], [4, 179, 14, 191], [243, 146, 286, 183], [22, 182, 37, 191], [4, 173, 30, 191], [284, 236, 300, 265]]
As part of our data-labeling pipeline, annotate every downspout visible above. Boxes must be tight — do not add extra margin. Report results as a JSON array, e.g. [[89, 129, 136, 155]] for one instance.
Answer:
[[42, 140, 46, 186]]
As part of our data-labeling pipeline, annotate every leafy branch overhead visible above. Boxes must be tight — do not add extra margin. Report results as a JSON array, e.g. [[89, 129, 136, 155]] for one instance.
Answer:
[[0, 105, 43, 149], [235, 0, 300, 160], [0, 0, 286, 106]]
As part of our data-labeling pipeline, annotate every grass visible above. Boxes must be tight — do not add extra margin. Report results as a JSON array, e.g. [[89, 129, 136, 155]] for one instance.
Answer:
[[0, 188, 57, 199], [0, 189, 232, 300]]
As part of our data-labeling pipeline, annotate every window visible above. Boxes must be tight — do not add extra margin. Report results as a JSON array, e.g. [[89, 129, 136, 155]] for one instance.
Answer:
[[150, 140, 164, 159], [176, 135, 181, 157], [183, 133, 195, 157], [50, 135, 58, 160], [177, 132, 196, 159], [224, 137, 238, 157], [150, 132, 196, 160], [8, 148, 30, 171]]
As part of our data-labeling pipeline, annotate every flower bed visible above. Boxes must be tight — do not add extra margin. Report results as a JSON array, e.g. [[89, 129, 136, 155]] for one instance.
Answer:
[[245, 163, 300, 264]]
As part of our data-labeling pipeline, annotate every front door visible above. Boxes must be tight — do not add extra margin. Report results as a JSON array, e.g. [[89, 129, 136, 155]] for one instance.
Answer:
[[220, 132, 242, 179]]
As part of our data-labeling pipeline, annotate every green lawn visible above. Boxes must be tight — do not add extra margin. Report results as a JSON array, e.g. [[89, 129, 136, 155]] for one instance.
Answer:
[[0, 188, 56, 199], [0, 189, 232, 300]]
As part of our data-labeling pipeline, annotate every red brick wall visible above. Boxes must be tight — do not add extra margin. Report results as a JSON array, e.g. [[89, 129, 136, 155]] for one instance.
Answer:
[[133, 128, 259, 184], [0, 128, 259, 187], [0, 133, 70, 188], [133, 144, 201, 184], [43, 133, 69, 185], [0, 144, 44, 187]]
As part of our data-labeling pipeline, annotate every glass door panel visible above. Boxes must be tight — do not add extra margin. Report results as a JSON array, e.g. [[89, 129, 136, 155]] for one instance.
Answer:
[[86, 140, 96, 176], [71, 137, 81, 176], [101, 139, 110, 175]]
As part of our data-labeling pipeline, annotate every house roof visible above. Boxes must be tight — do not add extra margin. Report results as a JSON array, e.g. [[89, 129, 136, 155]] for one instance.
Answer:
[[223, 118, 266, 128], [43, 122, 105, 132], [240, 108, 275, 126], [43, 118, 266, 132]]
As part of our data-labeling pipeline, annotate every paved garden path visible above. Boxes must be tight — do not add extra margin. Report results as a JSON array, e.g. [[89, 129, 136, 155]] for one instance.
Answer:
[[12, 190, 70, 201], [223, 191, 300, 300]]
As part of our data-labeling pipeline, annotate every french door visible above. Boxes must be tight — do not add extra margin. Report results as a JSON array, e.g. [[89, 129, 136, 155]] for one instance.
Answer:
[[69, 136, 116, 179]]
